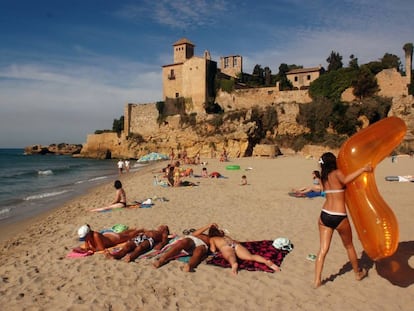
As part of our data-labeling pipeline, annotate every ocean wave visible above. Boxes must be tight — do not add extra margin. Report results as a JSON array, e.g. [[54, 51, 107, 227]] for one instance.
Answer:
[[24, 190, 70, 201], [75, 176, 109, 184], [38, 169, 54, 175], [0, 207, 11, 219]]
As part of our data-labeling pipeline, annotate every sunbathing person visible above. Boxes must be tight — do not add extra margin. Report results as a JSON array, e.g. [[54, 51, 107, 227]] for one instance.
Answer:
[[105, 225, 170, 262], [208, 224, 280, 275], [90, 180, 127, 212], [153, 223, 214, 272], [293, 170, 322, 196], [74, 224, 141, 253]]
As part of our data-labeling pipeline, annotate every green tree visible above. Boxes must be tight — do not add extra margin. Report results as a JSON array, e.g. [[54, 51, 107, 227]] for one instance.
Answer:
[[327, 51, 343, 71], [112, 116, 124, 133], [277, 63, 293, 91], [349, 54, 359, 69], [352, 67, 378, 99], [381, 53, 401, 71]]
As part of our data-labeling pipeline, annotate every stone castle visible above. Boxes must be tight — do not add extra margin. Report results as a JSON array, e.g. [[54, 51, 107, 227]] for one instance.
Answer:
[[79, 38, 414, 159]]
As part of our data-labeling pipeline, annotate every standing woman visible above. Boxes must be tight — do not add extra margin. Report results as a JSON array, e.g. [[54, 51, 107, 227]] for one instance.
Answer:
[[314, 152, 370, 288]]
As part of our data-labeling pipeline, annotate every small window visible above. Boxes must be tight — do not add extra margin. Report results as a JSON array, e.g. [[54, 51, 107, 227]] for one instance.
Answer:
[[224, 57, 229, 68], [294, 76, 298, 82], [175, 93, 179, 98], [307, 75, 311, 80], [234, 58, 238, 66]]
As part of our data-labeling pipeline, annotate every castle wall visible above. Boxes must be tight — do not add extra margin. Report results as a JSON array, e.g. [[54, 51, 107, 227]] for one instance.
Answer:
[[182, 57, 207, 114], [162, 64, 184, 99], [216, 87, 312, 111], [125, 103, 159, 137]]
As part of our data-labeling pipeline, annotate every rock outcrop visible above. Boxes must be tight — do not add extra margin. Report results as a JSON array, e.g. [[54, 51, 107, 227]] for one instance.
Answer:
[[24, 143, 82, 155]]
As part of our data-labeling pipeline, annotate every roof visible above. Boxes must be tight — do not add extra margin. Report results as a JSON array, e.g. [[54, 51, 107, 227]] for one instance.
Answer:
[[286, 66, 324, 75], [173, 38, 195, 46]]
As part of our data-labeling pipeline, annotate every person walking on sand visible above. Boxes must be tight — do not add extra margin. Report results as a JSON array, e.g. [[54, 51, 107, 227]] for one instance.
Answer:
[[74, 224, 141, 253], [153, 223, 213, 272], [208, 224, 280, 275], [117, 159, 124, 175], [314, 152, 370, 288], [90, 180, 126, 212], [105, 225, 170, 262]]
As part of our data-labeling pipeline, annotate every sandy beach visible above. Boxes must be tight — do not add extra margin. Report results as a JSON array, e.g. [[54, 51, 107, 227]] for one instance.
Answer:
[[0, 154, 413, 310]]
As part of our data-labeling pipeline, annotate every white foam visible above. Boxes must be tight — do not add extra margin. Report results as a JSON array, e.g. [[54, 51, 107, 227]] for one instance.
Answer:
[[38, 170, 53, 175], [24, 190, 70, 201]]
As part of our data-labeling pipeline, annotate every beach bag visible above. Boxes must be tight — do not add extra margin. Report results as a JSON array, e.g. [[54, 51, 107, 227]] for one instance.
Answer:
[[272, 237, 294, 252]]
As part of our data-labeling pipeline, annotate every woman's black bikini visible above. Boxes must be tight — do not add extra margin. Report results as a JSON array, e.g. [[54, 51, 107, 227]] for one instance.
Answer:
[[320, 189, 347, 229]]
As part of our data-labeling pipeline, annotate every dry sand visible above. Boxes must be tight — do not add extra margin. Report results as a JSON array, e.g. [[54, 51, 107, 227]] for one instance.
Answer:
[[0, 155, 413, 310]]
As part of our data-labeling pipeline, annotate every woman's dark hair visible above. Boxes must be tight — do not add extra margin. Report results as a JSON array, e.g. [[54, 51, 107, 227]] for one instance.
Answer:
[[320, 152, 337, 183], [114, 180, 123, 189], [312, 170, 321, 179], [208, 225, 224, 237]]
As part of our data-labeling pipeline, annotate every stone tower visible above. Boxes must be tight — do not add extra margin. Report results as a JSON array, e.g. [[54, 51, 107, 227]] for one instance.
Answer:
[[173, 38, 195, 64], [403, 43, 413, 85]]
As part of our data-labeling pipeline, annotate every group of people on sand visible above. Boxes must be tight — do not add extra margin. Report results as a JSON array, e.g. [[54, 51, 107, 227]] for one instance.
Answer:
[[75, 223, 280, 275], [86, 151, 370, 286]]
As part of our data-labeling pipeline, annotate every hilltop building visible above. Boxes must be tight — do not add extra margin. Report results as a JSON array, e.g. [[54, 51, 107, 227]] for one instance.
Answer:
[[286, 66, 325, 89], [161, 38, 217, 115]]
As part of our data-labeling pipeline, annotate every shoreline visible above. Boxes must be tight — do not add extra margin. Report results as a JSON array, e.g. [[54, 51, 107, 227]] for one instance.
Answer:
[[0, 155, 413, 310]]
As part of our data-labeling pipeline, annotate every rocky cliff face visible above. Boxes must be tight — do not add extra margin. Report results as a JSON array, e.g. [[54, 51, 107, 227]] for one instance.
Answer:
[[24, 143, 82, 155], [78, 95, 414, 160]]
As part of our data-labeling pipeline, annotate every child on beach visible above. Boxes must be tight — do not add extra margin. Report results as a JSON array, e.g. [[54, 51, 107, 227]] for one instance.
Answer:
[[240, 175, 247, 185], [201, 167, 208, 178]]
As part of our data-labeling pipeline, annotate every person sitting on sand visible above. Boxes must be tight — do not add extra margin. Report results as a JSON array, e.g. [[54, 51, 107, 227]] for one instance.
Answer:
[[89, 180, 127, 212], [240, 175, 247, 186], [208, 224, 280, 275], [105, 225, 170, 262], [201, 167, 208, 178], [293, 170, 322, 196], [74, 224, 141, 253], [153, 223, 213, 272]]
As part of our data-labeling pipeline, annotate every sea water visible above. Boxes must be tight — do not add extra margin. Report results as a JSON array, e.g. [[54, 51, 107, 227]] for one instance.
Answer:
[[0, 148, 128, 225]]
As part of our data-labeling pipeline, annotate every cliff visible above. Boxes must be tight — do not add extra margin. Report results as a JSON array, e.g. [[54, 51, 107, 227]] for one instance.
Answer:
[[78, 94, 414, 160]]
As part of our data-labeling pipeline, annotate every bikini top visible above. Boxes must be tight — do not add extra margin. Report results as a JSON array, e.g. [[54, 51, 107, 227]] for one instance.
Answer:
[[323, 189, 345, 194]]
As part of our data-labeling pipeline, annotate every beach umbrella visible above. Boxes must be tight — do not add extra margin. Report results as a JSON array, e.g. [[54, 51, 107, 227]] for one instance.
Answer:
[[137, 152, 169, 163]]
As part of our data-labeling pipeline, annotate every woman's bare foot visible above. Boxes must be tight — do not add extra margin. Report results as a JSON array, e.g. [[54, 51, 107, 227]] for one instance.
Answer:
[[231, 263, 238, 275], [313, 281, 322, 289], [266, 261, 280, 272], [123, 254, 132, 263], [355, 268, 368, 281]]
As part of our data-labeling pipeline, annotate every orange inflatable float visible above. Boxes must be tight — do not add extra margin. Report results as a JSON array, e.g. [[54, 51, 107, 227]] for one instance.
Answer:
[[337, 117, 407, 261]]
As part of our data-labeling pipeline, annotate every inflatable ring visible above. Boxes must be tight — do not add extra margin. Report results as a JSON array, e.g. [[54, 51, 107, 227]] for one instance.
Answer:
[[226, 165, 240, 170], [338, 117, 407, 260]]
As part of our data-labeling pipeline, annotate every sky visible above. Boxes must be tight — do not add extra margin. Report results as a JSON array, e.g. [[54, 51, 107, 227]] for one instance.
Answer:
[[1, 0, 413, 148]]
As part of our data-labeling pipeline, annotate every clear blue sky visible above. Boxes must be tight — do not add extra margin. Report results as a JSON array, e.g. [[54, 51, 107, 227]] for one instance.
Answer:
[[1, 0, 413, 148]]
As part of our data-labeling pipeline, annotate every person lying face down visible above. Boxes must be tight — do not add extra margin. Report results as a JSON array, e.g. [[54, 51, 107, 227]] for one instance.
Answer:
[[208, 224, 280, 275], [74, 224, 141, 253]]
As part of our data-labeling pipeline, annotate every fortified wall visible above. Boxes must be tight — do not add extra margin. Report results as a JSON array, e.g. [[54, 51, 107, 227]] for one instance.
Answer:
[[216, 87, 311, 111]]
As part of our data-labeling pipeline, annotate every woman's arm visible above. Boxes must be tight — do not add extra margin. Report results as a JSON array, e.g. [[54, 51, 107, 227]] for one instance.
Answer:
[[192, 223, 217, 236], [112, 189, 122, 204], [339, 164, 372, 185]]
